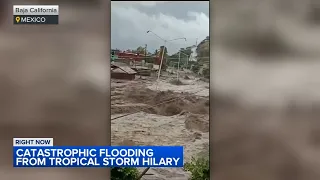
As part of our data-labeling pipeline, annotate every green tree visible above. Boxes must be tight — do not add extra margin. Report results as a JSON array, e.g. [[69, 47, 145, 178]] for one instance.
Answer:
[[168, 46, 193, 67], [183, 46, 193, 57], [136, 46, 146, 54], [158, 46, 167, 58], [153, 49, 158, 55]]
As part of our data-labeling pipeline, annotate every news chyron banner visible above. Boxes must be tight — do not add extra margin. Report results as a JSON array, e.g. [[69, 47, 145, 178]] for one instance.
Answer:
[[13, 5, 59, 25], [13, 138, 184, 167]]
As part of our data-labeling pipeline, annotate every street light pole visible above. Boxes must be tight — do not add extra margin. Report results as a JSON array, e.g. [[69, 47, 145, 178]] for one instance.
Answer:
[[147, 30, 187, 86]]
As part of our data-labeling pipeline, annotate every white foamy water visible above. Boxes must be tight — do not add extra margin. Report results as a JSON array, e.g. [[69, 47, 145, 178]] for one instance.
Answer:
[[148, 79, 209, 97]]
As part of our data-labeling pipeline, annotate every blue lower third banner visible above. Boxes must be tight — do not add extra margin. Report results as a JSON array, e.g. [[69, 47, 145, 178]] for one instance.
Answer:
[[13, 146, 183, 167]]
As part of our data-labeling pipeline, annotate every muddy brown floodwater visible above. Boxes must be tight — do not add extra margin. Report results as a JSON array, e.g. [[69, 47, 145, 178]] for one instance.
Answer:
[[111, 76, 209, 180]]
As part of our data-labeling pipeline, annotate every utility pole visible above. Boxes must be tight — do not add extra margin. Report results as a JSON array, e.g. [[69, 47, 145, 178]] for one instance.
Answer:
[[158, 43, 166, 83]]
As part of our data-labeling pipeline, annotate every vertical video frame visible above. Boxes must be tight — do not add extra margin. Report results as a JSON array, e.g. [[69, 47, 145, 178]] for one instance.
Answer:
[[111, 1, 209, 179]]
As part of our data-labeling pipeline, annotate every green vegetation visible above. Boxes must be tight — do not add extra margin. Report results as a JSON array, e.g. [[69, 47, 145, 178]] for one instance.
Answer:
[[167, 46, 193, 67], [184, 156, 210, 180], [111, 167, 139, 180], [111, 153, 210, 180]]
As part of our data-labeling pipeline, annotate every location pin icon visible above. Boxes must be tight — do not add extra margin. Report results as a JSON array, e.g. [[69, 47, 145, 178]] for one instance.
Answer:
[[15, 16, 20, 23]]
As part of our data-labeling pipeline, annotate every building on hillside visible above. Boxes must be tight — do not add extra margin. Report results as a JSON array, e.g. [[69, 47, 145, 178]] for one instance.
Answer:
[[111, 62, 137, 80]]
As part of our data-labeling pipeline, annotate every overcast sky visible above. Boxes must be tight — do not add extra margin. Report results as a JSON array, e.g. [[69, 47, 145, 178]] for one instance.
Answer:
[[111, 1, 209, 54]]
